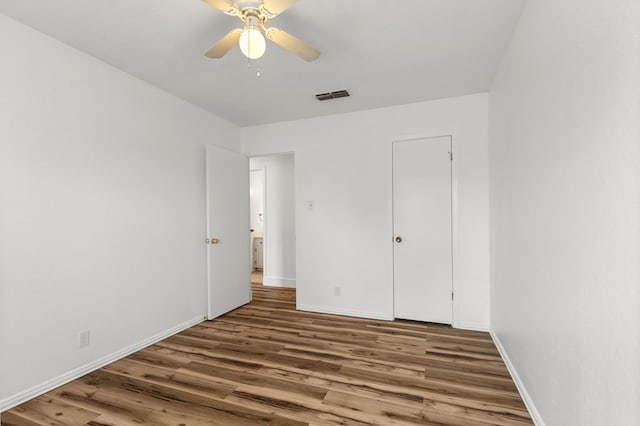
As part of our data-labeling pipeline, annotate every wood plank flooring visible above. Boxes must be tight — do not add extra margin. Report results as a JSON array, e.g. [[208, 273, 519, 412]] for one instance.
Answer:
[[1, 275, 532, 425]]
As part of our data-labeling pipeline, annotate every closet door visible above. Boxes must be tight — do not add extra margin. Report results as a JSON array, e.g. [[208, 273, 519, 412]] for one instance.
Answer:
[[393, 136, 452, 324]]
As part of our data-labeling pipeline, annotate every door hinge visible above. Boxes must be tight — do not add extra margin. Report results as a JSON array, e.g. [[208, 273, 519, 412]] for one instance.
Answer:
[[449, 152, 453, 161], [452, 291, 454, 300]]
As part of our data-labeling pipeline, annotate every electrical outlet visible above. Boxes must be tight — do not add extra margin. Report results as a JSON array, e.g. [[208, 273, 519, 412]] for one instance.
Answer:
[[334, 286, 341, 296], [78, 329, 90, 348]]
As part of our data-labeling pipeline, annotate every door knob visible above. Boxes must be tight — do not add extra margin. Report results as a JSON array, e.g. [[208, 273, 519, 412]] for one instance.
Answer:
[[395, 236, 402, 243], [206, 238, 220, 244]]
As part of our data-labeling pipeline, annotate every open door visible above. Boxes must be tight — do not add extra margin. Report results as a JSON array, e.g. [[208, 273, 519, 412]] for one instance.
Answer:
[[206, 145, 251, 319]]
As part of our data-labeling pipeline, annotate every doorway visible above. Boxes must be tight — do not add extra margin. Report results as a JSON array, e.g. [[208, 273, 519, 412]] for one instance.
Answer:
[[250, 168, 265, 276], [392, 136, 453, 324], [249, 154, 297, 290]]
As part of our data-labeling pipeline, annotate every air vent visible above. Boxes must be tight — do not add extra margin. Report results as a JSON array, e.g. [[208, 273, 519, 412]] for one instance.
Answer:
[[315, 89, 350, 102]]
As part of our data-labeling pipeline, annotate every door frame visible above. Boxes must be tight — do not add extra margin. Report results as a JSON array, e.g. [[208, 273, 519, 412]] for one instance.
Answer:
[[388, 134, 460, 328], [248, 152, 297, 291]]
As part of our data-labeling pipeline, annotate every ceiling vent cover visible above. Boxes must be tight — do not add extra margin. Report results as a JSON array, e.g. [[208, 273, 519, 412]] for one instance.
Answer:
[[315, 90, 350, 101]]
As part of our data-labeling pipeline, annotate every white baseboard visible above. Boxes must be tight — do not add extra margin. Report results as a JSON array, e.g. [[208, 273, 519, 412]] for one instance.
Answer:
[[263, 276, 296, 288], [0, 314, 205, 413], [458, 321, 490, 332], [297, 304, 393, 321], [490, 330, 545, 426]]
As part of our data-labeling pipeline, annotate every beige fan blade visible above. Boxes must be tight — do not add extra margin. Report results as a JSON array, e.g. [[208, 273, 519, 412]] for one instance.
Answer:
[[264, 27, 320, 62], [205, 29, 242, 58], [261, 0, 297, 18], [201, 0, 240, 16]]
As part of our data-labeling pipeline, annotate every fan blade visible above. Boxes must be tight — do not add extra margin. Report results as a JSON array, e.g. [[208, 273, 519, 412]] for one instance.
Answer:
[[265, 27, 320, 62], [201, 0, 240, 16], [261, 0, 297, 18], [205, 29, 242, 58]]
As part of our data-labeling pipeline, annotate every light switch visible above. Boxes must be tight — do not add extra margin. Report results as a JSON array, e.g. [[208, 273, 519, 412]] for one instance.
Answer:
[[78, 329, 90, 348]]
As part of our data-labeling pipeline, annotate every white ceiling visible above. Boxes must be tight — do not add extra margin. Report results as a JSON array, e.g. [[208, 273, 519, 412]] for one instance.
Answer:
[[0, 0, 525, 126]]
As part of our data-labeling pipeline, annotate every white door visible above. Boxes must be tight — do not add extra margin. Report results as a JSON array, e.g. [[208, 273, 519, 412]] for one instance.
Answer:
[[393, 136, 452, 324], [249, 169, 265, 235], [206, 145, 251, 319]]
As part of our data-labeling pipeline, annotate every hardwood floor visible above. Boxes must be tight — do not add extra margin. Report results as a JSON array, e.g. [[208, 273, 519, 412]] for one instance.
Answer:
[[2, 276, 532, 425]]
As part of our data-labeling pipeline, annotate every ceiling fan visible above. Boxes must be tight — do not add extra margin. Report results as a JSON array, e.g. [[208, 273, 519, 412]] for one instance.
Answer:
[[201, 0, 321, 62]]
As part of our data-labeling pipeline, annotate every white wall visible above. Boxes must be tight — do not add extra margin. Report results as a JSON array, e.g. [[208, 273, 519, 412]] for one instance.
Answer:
[[242, 94, 490, 327], [0, 15, 239, 409], [249, 155, 296, 287], [489, 0, 640, 424]]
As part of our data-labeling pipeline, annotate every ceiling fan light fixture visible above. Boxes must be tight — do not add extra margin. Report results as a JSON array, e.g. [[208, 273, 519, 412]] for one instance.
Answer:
[[239, 26, 266, 59], [202, 0, 320, 62]]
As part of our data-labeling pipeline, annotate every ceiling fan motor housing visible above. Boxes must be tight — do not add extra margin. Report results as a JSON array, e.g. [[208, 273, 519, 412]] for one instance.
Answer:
[[234, 1, 263, 14]]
